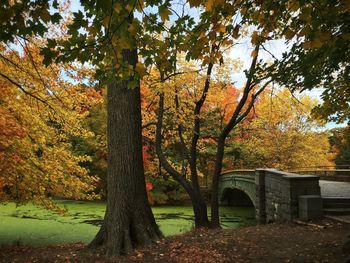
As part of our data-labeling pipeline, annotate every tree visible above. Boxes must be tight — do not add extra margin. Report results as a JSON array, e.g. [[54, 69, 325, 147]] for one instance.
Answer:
[[142, 48, 271, 228], [199, 0, 349, 225], [238, 0, 350, 124], [311, 77, 350, 124], [0, 0, 162, 255], [229, 89, 333, 169], [329, 126, 350, 166], [133, 0, 275, 228], [0, 43, 98, 209]]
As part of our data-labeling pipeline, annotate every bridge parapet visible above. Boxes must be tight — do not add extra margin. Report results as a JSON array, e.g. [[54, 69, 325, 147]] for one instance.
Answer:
[[256, 169, 320, 223], [290, 169, 350, 182]]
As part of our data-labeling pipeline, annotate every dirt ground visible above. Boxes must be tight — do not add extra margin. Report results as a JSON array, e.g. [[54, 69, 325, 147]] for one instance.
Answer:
[[1, 218, 350, 263]]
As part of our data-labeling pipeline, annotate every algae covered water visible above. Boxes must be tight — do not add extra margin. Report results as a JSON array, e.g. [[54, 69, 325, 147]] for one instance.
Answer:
[[0, 201, 255, 246]]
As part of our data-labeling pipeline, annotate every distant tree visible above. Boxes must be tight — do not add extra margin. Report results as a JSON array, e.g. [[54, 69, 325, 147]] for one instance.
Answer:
[[229, 89, 333, 169], [335, 127, 350, 166], [329, 127, 350, 166], [0, 44, 98, 208]]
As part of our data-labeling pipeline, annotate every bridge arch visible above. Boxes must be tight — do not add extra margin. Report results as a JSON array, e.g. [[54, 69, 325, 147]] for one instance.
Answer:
[[218, 170, 257, 208], [221, 187, 254, 207]]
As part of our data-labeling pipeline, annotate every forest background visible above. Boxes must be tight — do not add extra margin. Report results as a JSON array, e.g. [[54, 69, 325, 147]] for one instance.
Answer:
[[1, 41, 348, 207]]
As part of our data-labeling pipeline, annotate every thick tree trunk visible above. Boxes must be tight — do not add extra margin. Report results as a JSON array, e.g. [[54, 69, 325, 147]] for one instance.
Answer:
[[89, 48, 162, 256], [190, 189, 210, 227]]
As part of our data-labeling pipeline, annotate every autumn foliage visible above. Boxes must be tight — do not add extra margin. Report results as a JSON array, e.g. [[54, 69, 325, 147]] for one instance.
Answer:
[[0, 43, 99, 208]]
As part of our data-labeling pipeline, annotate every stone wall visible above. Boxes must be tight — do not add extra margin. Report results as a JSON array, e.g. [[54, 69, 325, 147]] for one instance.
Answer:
[[255, 169, 320, 223]]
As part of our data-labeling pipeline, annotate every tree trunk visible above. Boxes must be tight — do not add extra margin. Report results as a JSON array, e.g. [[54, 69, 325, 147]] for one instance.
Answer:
[[209, 45, 262, 228], [190, 189, 210, 227], [210, 136, 225, 228], [89, 48, 162, 256], [155, 93, 209, 228]]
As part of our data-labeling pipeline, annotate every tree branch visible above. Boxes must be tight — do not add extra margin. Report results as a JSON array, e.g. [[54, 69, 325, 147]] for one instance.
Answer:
[[155, 92, 192, 193], [189, 61, 214, 188], [235, 80, 272, 124], [0, 72, 49, 106], [220, 44, 260, 139]]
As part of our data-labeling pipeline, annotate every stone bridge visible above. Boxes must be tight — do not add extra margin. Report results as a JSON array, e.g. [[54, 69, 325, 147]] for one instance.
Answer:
[[219, 169, 323, 223]]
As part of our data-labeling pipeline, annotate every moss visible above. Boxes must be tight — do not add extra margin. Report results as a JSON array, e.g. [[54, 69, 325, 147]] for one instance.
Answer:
[[0, 201, 255, 246]]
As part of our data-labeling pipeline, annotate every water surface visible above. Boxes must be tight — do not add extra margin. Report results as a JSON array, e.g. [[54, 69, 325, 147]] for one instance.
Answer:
[[0, 201, 255, 246]]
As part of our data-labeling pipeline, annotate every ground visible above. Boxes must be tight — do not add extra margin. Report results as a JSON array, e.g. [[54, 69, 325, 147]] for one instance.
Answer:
[[1, 218, 349, 263]]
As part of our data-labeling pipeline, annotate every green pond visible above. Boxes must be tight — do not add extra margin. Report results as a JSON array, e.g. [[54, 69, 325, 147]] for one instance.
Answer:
[[0, 201, 255, 246]]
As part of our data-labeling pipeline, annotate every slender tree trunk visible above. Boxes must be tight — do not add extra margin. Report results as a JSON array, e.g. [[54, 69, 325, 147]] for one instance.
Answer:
[[89, 48, 162, 256], [210, 136, 225, 228]]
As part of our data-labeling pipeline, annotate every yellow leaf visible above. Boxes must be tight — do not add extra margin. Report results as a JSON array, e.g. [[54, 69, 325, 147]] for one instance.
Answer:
[[317, 32, 331, 42], [240, 7, 248, 15], [261, 31, 269, 38], [88, 26, 97, 35], [128, 23, 137, 35], [205, 0, 215, 11], [251, 31, 259, 44], [300, 7, 311, 22], [302, 41, 312, 49], [284, 28, 295, 40], [113, 3, 122, 13], [222, 39, 233, 46], [342, 33, 350, 41], [298, 26, 310, 37], [217, 24, 226, 33], [251, 50, 258, 58], [188, 0, 202, 7], [119, 37, 131, 49], [102, 16, 110, 28], [287, 0, 300, 11], [135, 62, 147, 77], [232, 25, 240, 38], [136, 0, 144, 12], [40, 9, 51, 23], [251, 11, 259, 21], [310, 38, 323, 48], [125, 4, 133, 12], [159, 7, 172, 22]]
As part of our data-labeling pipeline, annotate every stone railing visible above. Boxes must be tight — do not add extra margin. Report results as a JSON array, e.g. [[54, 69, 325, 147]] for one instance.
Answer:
[[255, 169, 321, 223], [290, 169, 350, 182]]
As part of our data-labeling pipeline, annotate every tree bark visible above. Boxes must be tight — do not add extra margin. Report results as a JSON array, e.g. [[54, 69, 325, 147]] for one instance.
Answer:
[[89, 47, 162, 257], [155, 93, 210, 227]]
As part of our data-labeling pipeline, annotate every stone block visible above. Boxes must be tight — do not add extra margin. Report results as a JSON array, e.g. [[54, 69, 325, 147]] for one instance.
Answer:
[[298, 195, 323, 220]]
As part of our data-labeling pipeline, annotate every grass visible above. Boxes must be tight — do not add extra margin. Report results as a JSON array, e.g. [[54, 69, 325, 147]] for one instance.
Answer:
[[0, 201, 255, 246]]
